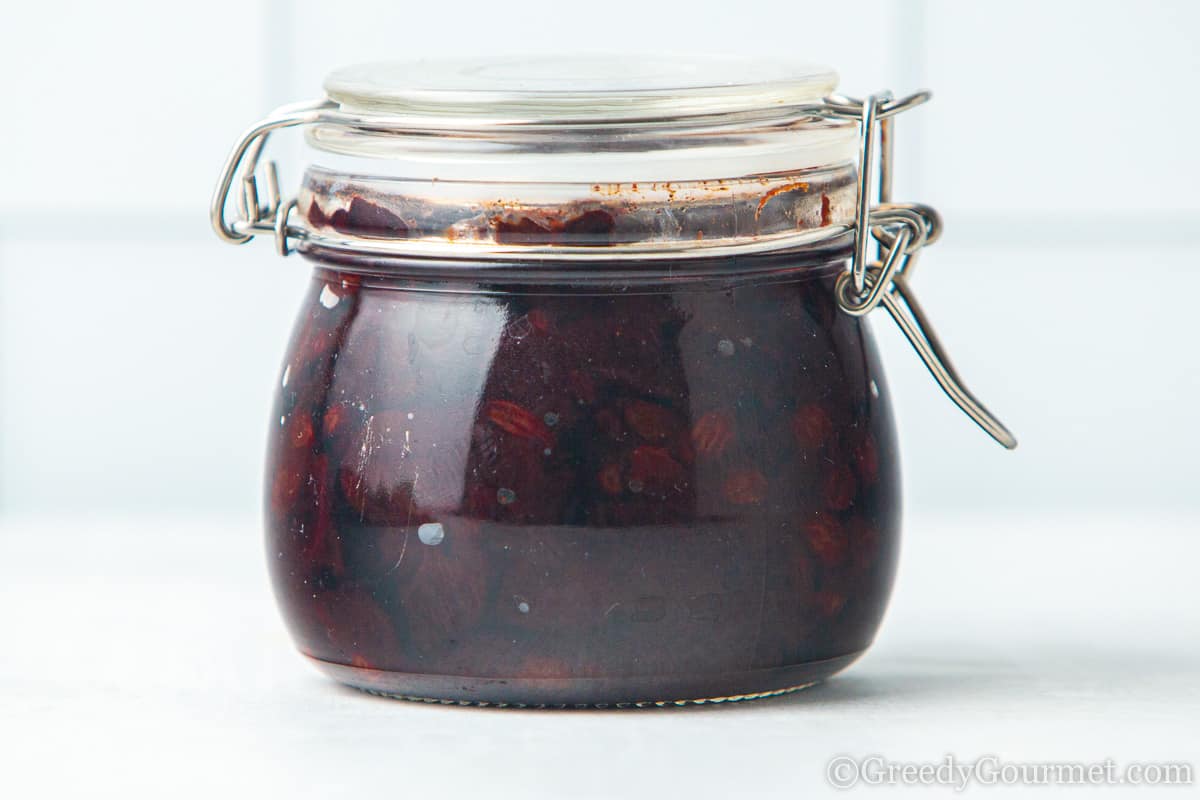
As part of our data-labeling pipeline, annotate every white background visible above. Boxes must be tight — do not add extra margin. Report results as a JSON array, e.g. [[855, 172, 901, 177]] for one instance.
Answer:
[[1, 1, 1197, 797]]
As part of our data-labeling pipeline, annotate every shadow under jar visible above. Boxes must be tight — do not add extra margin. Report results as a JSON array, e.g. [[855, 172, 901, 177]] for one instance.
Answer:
[[214, 55, 1015, 706]]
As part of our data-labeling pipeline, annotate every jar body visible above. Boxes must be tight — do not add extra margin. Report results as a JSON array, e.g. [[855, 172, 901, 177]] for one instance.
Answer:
[[265, 252, 900, 705]]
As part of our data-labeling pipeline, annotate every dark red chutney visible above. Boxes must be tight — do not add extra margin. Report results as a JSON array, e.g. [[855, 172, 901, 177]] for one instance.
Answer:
[[265, 226, 900, 706]]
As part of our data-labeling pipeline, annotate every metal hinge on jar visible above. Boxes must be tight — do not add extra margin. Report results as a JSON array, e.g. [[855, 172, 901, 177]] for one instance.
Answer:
[[820, 91, 1017, 450], [210, 98, 332, 256]]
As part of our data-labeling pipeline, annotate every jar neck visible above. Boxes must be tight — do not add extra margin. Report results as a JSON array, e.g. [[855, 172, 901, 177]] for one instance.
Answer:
[[297, 162, 857, 264]]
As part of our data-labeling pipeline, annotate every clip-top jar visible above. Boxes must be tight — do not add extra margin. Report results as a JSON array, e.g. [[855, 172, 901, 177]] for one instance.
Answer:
[[212, 55, 1015, 707]]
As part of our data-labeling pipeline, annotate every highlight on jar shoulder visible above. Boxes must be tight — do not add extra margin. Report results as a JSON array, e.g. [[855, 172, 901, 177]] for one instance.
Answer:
[[211, 54, 1015, 708]]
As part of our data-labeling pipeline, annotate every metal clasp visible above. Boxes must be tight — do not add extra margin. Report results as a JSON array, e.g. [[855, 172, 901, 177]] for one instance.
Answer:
[[824, 91, 1017, 449], [210, 98, 333, 255]]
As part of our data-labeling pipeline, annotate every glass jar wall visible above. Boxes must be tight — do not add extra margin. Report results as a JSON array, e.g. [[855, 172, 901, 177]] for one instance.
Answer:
[[265, 243, 900, 705]]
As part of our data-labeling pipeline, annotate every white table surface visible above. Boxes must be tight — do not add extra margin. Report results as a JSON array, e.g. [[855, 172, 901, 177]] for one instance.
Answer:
[[2, 512, 1197, 798]]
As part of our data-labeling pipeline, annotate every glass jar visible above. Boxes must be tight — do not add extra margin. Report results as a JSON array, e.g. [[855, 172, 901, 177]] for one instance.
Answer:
[[212, 55, 1015, 707]]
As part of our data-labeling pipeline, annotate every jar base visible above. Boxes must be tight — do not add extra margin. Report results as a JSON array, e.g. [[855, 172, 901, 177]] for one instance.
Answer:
[[303, 650, 865, 708]]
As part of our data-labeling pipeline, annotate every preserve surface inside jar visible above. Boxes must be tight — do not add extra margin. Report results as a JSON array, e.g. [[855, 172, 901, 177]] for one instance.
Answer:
[[261, 56, 900, 705]]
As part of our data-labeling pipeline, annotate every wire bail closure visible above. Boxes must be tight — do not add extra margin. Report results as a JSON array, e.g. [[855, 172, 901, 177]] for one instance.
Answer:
[[210, 98, 332, 253], [210, 90, 1016, 449], [825, 92, 1016, 449]]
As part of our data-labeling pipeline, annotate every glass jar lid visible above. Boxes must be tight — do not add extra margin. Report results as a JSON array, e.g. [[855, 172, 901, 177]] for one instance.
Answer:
[[307, 55, 857, 184], [322, 55, 839, 125]]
